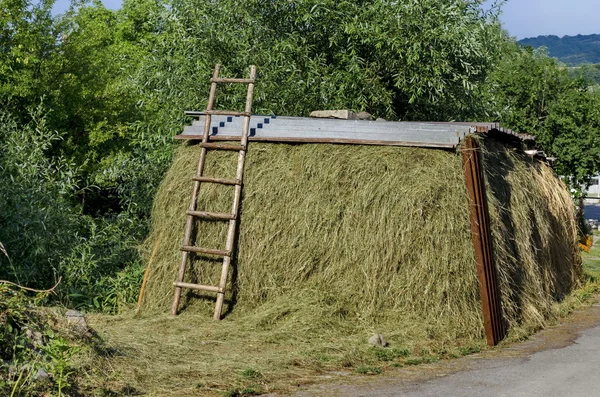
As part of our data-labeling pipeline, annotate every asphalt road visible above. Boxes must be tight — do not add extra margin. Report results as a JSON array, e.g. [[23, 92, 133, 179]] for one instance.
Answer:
[[585, 203, 600, 220], [382, 326, 600, 397], [282, 302, 600, 397]]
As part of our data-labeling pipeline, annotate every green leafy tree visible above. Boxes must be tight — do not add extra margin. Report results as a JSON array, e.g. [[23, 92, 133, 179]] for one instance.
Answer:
[[568, 63, 600, 86], [0, 0, 57, 115], [0, 1, 151, 309], [541, 86, 600, 186], [133, 0, 504, 120], [486, 44, 600, 187], [0, 107, 82, 287]]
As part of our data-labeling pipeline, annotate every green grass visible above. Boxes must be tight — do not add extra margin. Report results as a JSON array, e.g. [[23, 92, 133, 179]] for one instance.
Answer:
[[222, 386, 264, 397], [582, 233, 600, 275], [240, 369, 263, 380], [372, 347, 410, 361], [404, 356, 440, 366]]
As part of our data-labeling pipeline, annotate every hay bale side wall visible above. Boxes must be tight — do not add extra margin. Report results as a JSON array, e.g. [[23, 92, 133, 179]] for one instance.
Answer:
[[483, 140, 581, 330], [141, 140, 580, 340]]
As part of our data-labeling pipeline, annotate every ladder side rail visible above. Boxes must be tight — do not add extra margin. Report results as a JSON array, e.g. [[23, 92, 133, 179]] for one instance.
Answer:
[[213, 65, 257, 319], [172, 65, 221, 315]]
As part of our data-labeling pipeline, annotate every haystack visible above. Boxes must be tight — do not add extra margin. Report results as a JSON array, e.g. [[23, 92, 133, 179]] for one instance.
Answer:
[[140, 135, 581, 345]]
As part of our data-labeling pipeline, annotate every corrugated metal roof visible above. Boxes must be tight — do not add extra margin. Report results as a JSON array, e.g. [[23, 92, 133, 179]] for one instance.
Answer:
[[175, 114, 537, 151], [176, 115, 476, 149]]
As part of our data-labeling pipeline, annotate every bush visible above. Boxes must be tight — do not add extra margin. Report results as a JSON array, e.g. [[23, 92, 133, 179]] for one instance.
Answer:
[[0, 107, 144, 313], [0, 107, 82, 288], [0, 284, 83, 396]]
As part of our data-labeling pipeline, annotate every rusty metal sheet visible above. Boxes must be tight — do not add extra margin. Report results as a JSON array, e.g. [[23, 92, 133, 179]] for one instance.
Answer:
[[462, 135, 506, 346]]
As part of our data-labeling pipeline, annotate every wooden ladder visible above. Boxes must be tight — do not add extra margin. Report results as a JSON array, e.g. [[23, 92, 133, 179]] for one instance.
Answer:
[[172, 64, 257, 319]]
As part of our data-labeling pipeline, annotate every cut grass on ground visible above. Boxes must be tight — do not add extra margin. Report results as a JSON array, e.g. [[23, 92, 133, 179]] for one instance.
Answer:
[[70, 141, 589, 396], [74, 276, 599, 397]]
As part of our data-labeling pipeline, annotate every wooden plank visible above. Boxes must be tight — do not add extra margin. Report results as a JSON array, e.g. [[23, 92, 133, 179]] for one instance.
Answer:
[[192, 176, 241, 185], [186, 210, 236, 221], [173, 281, 222, 293], [184, 125, 466, 141], [461, 135, 505, 346], [181, 246, 231, 256], [199, 142, 246, 151], [175, 134, 457, 149], [211, 77, 255, 84], [187, 110, 251, 117]]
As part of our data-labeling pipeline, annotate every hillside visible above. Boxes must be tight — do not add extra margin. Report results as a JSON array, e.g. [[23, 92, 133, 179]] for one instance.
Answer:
[[519, 34, 600, 65]]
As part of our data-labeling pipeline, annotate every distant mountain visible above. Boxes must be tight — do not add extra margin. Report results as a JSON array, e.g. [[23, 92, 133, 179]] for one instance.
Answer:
[[518, 34, 600, 65]]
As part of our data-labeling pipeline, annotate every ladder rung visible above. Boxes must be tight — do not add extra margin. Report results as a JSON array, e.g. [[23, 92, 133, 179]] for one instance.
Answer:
[[173, 281, 223, 293], [192, 176, 241, 185], [184, 110, 250, 117], [211, 77, 255, 84], [204, 110, 251, 117], [181, 246, 231, 256], [184, 110, 204, 118], [187, 210, 236, 221], [199, 143, 245, 151]]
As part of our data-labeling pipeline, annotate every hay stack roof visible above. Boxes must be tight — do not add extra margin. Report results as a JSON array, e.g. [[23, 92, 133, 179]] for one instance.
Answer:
[[175, 114, 531, 151], [142, 114, 580, 348]]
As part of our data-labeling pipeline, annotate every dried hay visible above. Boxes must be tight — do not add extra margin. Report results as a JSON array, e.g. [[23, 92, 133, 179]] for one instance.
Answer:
[[140, 138, 581, 341], [82, 139, 583, 395], [482, 140, 582, 331]]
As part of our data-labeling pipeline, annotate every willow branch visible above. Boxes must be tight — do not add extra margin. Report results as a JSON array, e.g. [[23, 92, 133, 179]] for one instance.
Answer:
[[0, 277, 62, 294]]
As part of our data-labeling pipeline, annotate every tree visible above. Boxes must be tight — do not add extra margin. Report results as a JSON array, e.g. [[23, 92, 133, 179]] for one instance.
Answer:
[[541, 87, 600, 186], [0, 0, 148, 310], [136, 0, 505, 121], [486, 44, 600, 187], [0, 0, 57, 115], [0, 107, 81, 287]]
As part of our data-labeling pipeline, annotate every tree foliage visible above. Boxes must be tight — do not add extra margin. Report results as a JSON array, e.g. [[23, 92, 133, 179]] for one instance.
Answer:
[[568, 63, 600, 86], [486, 44, 600, 186], [0, 0, 599, 311], [0, 0, 57, 113], [137, 0, 504, 121], [518, 34, 600, 66]]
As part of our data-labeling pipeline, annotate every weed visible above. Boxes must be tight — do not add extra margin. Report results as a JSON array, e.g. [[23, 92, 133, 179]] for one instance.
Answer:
[[41, 334, 80, 397], [458, 345, 481, 356], [404, 356, 440, 366], [373, 347, 410, 361], [240, 368, 263, 379], [0, 285, 83, 396], [355, 366, 382, 375], [222, 385, 264, 397]]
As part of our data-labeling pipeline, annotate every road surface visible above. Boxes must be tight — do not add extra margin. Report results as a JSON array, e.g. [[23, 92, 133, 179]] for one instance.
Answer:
[[585, 203, 600, 220], [278, 301, 600, 397]]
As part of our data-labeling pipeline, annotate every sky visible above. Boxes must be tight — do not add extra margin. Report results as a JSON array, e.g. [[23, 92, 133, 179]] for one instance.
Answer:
[[52, 0, 121, 14], [486, 0, 600, 39], [52, 0, 600, 40]]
